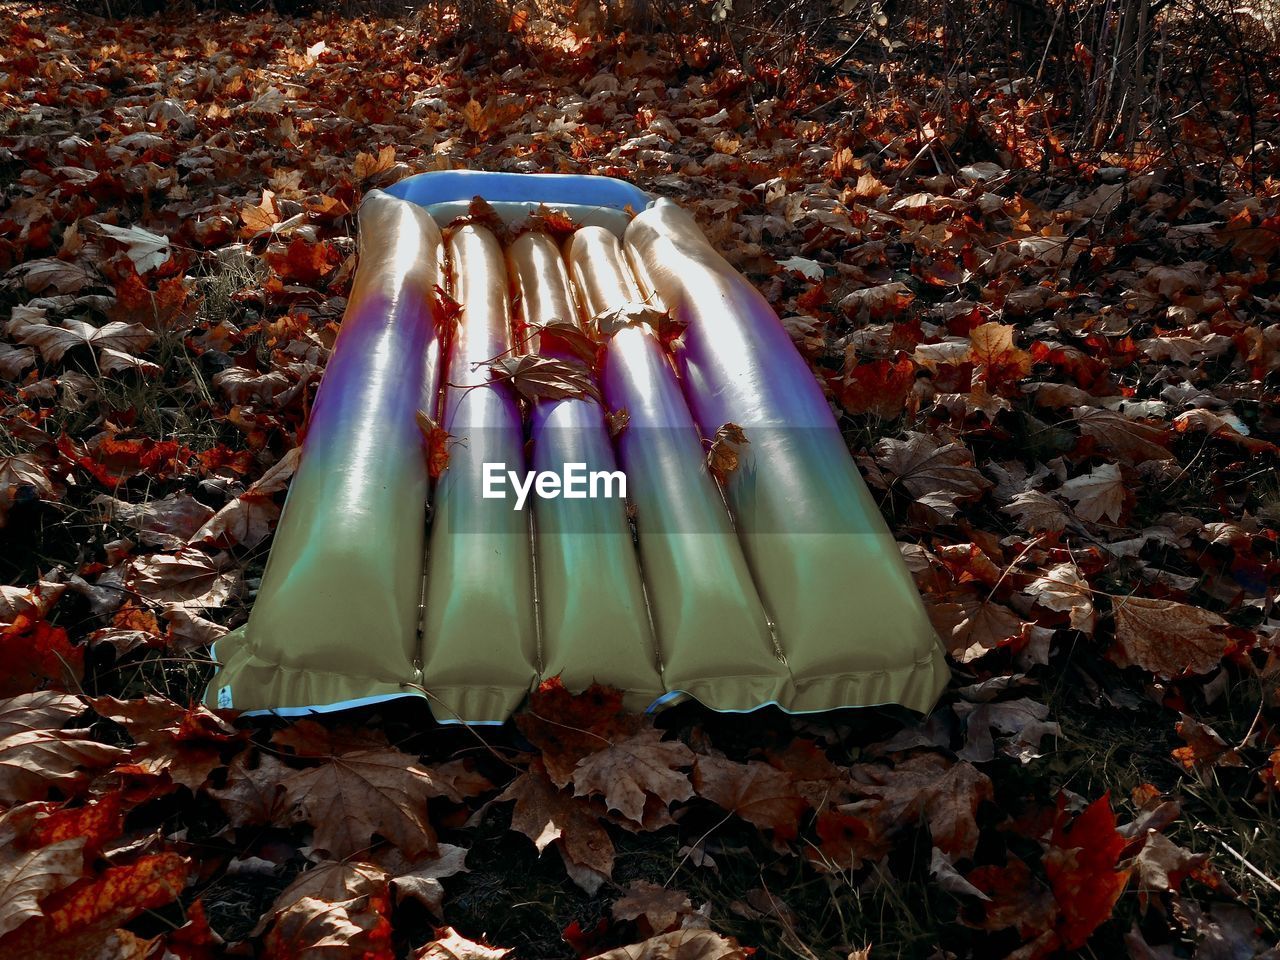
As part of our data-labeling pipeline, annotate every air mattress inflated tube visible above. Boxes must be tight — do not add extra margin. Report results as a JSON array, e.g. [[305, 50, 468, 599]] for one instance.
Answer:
[[205, 171, 948, 722]]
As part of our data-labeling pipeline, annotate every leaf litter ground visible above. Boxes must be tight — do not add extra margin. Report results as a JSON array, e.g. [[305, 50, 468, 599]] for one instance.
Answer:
[[1, 3, 1279, 958]]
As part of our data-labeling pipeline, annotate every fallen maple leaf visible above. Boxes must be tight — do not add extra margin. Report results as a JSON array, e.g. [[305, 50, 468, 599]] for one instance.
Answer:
[[461, 98, 488, 135], [531, 317, 598, 366], [1110, 595, 1231, 677], [845, 753, 993, 859], [571, 727, 695, 827], [835, 354, 916, 419], [839, 281, 914, 321], [498, 764, 615, 892], [0, 852, 187, 955], [928, 595, 1027, 663], [91, 222, 172, 274], [965, 855, 1057, 940], [0, 692, 85, 738], [969, 322, 1031, 388], [257, 859, 388, 932], [764, 739, 851, 812], [189, 448, 300, 549], [1044, 793, 1130, 951], [354, 144, 396, 180], [207, 749, 293, 826], [0, 616, 83, 697], [811, 809, 882, 871], [705, 422, 748, 484], [127, 548, 239, 610], [417, 411, 453, 479], [89, 696, 242, 791], [6, 258, 99, 295], [263, 893, 394, 960], [1172, 715, 1244, 778], [93, 492, 214, 549], [384, 845, 470, 915], [488, 354, 603, 404], [586, 929, 750, 960], [0, 838, 87, 938], [265, 237, 341, 286], [9, 315, 154, 365], [868, 432, 991, 509], [515, 679, 640, 788], [955, 698, 1061, 764], [692, 755, 807, 840], [415, 927, 511, 960], [1072, 407, 1174, 464], [1058, 462, 1126, 523], [0, 455, 62, 527], [211, 366, 295, 406], [0, 341, 35, 380], [1002, 490, 1070, 533], [25, 794, 123, 857], [279, 735, 443, 859], [1132, 832, 1209, 896], [163, 607, 229, 651], [1025, 562, 1095, 633], [589, 301, 683, 343], [611, 881, 694, 934]]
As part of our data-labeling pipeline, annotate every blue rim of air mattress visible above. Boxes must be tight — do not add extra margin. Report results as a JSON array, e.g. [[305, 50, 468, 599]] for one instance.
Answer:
[[383, 170, 655, 214]]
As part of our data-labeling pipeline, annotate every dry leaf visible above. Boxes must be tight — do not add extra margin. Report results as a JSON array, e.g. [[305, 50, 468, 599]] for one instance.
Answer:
[[1111, 595, 1230, 677], [279, 736, 444, 859], [498, 766, 615, 890], [705, 422, 747, 483], [415, 927, 512, 960], [571, 728, 694, 827], [1058, 463, 1126, 523], [692, 756, 806, 840], [586, 930, 750, 960], [489, 355, 603, 404], [611, 881, 694, 934]]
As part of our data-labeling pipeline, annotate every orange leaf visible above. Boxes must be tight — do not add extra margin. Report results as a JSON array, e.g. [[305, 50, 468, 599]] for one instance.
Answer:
[[0, 615, 83, 698], [0, 853, 187, 952], [969, 322, 1031, 388], [265, 237, 340, 286], [353, 145, 396, 181], [27, 794, 123, 858], [240, 189, 280, 237], [461, 98, 487, 134], [416, 411, 452, 480]]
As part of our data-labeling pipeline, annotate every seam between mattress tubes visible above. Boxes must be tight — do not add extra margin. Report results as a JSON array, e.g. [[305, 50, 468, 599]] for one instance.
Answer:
[[564, 238, 668, 684]]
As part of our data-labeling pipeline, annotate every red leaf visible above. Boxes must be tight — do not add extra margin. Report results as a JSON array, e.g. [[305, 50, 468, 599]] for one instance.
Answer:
[[834, 354, 916, 418], [265, 237, 340, 286], [1044, 793, 1131, 951], [0, 615, 82, 697], [515, 678, 638, 788]]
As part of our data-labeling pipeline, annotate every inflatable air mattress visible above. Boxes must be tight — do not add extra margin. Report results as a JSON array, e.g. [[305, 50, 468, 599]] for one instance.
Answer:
[[204, 171, 948, 723]]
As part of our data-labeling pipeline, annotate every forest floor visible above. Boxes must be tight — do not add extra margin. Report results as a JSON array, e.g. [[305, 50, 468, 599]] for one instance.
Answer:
[[1, 4, 1279, 958]]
